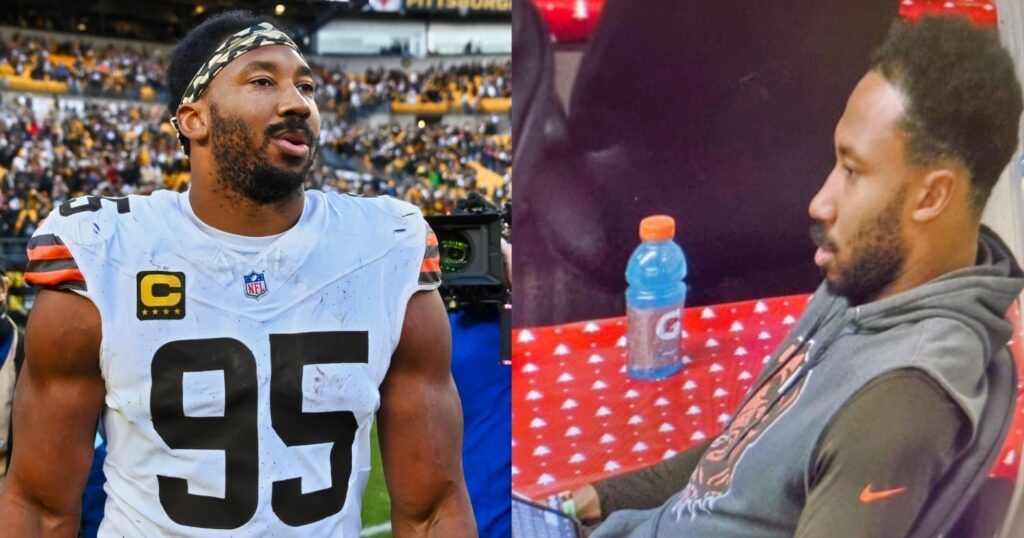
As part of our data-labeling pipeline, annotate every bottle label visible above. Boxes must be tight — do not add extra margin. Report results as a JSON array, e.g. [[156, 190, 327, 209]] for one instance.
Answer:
[[627, 305, 682, 371]]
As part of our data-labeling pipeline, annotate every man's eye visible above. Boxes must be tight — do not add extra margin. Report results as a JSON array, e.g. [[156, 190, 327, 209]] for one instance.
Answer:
[[843, 166, 857, 179], [299, 83, 315, 93], [251, 78, 273, 87]]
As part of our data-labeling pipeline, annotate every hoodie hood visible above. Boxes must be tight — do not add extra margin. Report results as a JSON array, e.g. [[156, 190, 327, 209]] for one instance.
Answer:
[[849, 225, 1023, 364]]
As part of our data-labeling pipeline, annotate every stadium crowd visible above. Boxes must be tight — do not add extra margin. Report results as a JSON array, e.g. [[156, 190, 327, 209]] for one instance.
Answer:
[[0, 32, 168, 101], [0, 95, 510, 238], [313, 60, 512, 117], [1, 32, 511, 118]]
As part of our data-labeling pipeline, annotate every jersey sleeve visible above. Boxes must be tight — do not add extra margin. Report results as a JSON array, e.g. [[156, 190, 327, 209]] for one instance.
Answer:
[[24, 222, 88, 294], [418, 222, 442, 291]]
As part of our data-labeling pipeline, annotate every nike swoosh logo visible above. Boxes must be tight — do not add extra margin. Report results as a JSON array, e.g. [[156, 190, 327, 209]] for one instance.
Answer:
[[859, 483, 906, 503]]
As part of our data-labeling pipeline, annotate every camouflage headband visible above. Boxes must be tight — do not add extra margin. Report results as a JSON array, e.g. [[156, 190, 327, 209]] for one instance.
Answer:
[[170, 22, 302, 150]]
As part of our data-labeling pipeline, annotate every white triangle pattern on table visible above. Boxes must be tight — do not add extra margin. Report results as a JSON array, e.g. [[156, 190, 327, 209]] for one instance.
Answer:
[[1005, 450, 1017, 466], [763, 355, 772, 364], [682, 355, 693, 365], [686, 405, 701, 415], [663, 449, 678, 459], [681, 330, 690, 339], [512, 298, 849, 490]]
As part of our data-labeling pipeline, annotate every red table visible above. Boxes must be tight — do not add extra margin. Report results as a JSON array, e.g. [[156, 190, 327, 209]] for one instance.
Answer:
[[512, 295, 1024, 498]]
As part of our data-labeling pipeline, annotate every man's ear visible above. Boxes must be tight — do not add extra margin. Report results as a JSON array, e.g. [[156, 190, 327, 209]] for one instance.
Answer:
[[176, 102, 209, 149], [911, 167, 961, 223]]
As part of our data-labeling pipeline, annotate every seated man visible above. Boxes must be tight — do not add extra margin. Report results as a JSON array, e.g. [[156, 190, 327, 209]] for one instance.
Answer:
[[555, 16, 1024, 537]]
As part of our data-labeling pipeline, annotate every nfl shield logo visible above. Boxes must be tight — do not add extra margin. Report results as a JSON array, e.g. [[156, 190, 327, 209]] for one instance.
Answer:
[[242, 271, 268, 299]]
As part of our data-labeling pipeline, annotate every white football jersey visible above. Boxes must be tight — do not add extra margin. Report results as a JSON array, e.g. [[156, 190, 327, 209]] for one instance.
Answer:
[[25, 189, 441, 537]]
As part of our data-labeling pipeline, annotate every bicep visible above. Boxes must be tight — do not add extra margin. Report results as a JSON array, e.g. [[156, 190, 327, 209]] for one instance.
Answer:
[[3, 289, 104, 515], [795, 370, 967, 538], [377, 290, 464, 519]]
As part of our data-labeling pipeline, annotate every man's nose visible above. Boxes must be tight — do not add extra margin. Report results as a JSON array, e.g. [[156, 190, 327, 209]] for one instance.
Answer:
[[808, 173, 837, 224], [277, 84, 312, 119]]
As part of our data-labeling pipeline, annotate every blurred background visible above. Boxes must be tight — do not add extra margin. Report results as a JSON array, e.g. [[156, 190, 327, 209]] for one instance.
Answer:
[[0, 1, 511, 536]]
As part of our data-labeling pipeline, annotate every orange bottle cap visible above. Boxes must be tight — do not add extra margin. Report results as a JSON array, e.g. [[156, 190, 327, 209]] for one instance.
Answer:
[[640, 215, 675, 241]]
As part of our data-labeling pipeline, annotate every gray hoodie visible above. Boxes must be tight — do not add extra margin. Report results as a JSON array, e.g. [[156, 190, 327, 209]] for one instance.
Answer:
[[592, 226, 1024, 537]]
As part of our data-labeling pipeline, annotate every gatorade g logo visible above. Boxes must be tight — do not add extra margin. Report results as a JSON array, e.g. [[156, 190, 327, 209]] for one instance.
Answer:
[[655, 308, 682, 340], [137, 271, 186, 320]]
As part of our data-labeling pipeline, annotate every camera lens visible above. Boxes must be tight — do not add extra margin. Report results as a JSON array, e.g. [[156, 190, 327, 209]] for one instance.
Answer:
[[437, 230, 472, 273]]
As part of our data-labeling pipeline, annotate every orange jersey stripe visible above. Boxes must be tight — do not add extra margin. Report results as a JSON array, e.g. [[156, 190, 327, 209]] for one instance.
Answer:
[[25, 268, 86, 287], [420, 257, 441, 273], [426, 232, 438, 247], [27, 244, 75, 261]]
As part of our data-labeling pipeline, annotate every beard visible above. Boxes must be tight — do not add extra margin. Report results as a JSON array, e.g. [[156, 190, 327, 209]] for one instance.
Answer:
[[209, 104, 316, 204], [811, 186, 908, 306]]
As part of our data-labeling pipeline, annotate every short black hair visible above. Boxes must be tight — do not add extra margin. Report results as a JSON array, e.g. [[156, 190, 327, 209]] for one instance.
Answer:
[[872, 16, 1022, 215], [167, 10, 281, 154]]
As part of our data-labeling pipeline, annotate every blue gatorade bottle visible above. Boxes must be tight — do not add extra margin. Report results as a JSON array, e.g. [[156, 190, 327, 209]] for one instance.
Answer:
[[626, 215, 688, 380]]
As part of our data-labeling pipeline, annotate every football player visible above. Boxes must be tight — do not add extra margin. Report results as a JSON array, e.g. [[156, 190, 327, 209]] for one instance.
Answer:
[[0, 11, 477, 537]]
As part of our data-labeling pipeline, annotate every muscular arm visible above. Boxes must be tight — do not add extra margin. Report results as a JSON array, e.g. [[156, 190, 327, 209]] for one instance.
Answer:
[[795, 369, 968, 538], [0, 290, 105, 536], [378, 290, 477, 537]]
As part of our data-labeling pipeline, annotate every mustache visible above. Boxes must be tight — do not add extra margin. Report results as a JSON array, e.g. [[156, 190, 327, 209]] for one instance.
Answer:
[[809, 222, 837, 251], [265, 117, 316, 145]]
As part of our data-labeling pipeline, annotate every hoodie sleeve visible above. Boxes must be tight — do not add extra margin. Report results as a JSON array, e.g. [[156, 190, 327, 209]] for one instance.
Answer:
[[795, 368, 969, 538]]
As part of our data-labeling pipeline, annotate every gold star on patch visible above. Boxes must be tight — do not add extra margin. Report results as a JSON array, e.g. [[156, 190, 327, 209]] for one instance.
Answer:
[[163, 308, 170, 315], [141, 309, 148, 316], [174, 308, 181, 315]]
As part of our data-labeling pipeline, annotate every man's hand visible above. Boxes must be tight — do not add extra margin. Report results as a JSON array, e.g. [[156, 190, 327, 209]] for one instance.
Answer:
[[571, 485, 603, 523], [378, 290, 477, 537], [0, 290, 104, 537]]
